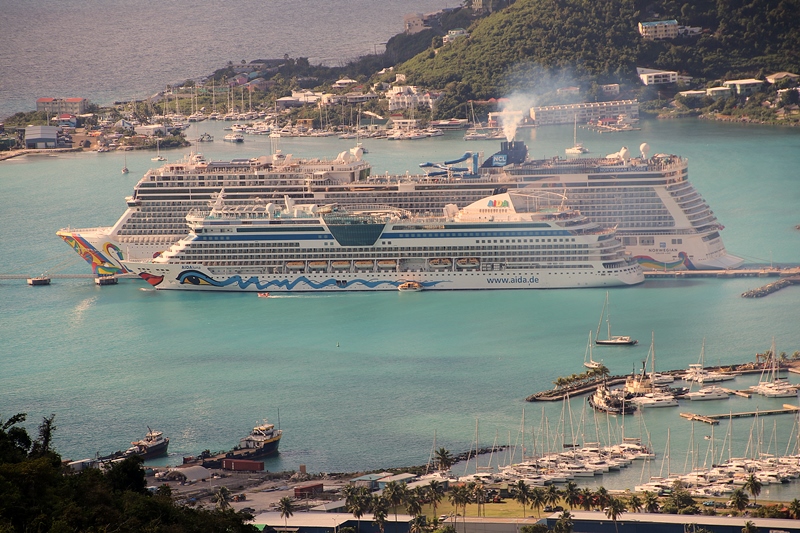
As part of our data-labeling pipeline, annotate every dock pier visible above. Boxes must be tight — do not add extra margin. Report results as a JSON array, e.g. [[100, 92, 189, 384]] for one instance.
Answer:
[[681, 405, 800, 425], [680, 413, 719, 425]]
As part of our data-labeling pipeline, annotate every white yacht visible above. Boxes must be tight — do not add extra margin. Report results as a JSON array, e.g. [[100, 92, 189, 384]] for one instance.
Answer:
[[632, 392, 678, 408], [685, 386, 730, 401]]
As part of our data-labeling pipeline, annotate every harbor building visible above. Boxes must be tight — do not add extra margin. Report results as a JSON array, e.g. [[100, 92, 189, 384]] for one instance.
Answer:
[[24, 125, 59, 148], [638, 20, 679, 40], [443, 28, 469, 44], [546, 511, 800, 533], [530, 100, 639, 126], [637, 67, 679, 85], [36, 97, 88, 115], [723, 78, 764, 96]]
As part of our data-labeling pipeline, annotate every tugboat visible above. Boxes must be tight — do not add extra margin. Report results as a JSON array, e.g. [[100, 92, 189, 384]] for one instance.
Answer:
[[123, 427, 170, 459], [183, 419, 282, 468], [588, 381, 636, 415]]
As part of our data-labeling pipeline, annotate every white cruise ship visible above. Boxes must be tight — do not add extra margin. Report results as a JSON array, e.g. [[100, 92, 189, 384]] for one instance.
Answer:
[[120, 192, 643, 292], [58, 141, 741, 276]]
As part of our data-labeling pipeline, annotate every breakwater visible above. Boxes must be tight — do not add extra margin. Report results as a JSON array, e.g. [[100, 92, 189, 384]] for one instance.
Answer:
[[741, 276, 800, 298]]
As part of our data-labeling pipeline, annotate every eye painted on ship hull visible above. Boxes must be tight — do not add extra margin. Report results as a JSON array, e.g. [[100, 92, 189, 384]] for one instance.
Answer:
[[177, 271, 218, 286]]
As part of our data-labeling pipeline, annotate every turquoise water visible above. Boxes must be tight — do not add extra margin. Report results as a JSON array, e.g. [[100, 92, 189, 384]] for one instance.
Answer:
[[2, 119, 800, 499]]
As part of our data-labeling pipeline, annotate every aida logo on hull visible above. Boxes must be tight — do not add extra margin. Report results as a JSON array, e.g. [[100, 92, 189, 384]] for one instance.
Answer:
[[487, 199, 510, 208]]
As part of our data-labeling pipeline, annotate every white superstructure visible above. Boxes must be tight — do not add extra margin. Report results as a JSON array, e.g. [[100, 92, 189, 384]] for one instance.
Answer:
[[58, 141, 741, 276], [121, 192, 643, 292]]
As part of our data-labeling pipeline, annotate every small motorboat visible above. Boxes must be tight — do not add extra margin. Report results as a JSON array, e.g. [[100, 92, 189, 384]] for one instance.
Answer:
[[257, 292, 270, 298]]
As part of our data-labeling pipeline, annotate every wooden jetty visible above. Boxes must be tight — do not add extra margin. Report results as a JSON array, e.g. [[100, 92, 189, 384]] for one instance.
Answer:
[[680, 413, 719, 425], [718, 387, 751, 398], [682, 405, 800, 425]]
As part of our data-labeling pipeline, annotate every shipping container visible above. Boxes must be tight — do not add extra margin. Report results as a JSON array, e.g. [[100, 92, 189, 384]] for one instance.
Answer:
[[222, 458, 264, 471]]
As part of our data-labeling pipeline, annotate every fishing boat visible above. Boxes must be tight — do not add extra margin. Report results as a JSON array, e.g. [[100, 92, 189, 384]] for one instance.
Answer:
[[595, 292, 637, 345], [583, 331, 603, 369]]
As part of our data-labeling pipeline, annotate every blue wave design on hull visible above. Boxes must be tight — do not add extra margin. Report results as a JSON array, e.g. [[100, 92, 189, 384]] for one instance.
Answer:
[[175, 271, 444, 290]]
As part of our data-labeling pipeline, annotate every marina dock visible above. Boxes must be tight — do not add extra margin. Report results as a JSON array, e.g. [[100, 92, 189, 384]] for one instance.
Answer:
[[682, 404, 800, 425]]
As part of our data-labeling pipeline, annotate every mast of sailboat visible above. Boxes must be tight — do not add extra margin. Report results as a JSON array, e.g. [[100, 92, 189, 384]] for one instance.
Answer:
[[595, 292, 608, 342]]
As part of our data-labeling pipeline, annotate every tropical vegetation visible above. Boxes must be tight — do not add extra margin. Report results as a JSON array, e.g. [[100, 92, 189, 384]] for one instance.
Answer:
[[0, 412, 257, 532]]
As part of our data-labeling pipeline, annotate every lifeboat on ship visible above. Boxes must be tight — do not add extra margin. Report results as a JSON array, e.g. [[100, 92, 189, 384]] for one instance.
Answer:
[[429, 258, 452, 269], [331, 260, 351, 270], [377, 260, 397, 269], [456, 258, 480, 269]]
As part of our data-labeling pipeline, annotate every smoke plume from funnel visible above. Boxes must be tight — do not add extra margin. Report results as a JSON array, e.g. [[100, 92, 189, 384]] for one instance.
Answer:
[[500, 92, 537, 141]]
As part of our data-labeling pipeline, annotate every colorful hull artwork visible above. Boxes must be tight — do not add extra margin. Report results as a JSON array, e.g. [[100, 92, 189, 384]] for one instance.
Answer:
[[57, 232, 127, 275], [145, 271, 444, 291], [634, 251, 696, 271]]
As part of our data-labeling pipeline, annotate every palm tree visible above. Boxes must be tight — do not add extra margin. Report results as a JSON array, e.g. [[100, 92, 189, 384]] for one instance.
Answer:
[[730, 488, 750, 512], [278, 496, 295, 528], [642, 491, 659, 513], [627, 494, 642, 513], [513, 480, 531, 516], [383, 481, 407, 523], [744, 473, 762, 505], [579, 487, 594, 511], [545, 484, 561, 510], [553, 510, 573, 533], [346, 486, 372, 533], [427, 480, 444, 517], [405, 487, 423, 518], [788, 498, 800, 519], [529, 486, 545, 517], [594, 487, 611, 511], [604, 497, 626, 533], [372, 495, 389, 533], [742, 520, 759, 533], [563, 481, 580, 510], [409, 516, 427, 533], [472, 482, 486, 517], [435, 448, 455, 471], [213, 486, 232, 511]]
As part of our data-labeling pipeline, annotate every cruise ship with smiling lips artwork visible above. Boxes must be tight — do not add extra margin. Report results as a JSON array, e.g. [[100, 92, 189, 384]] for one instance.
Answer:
[[121, 191, 644, 292], [57, 141, 741, 276]]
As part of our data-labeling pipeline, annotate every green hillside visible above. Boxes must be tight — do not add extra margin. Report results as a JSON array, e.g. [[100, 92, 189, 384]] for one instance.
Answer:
[[397, 0, 800, 115]]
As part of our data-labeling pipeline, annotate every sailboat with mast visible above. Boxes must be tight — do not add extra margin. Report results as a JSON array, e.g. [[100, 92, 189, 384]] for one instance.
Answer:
[[151, 138, 166, 162], [583, 330, 603, 369], [121, 152, 129, 174], [565, 115, 589, 155], [750, 338, 798, 397], [595, 292, 637, 345]]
